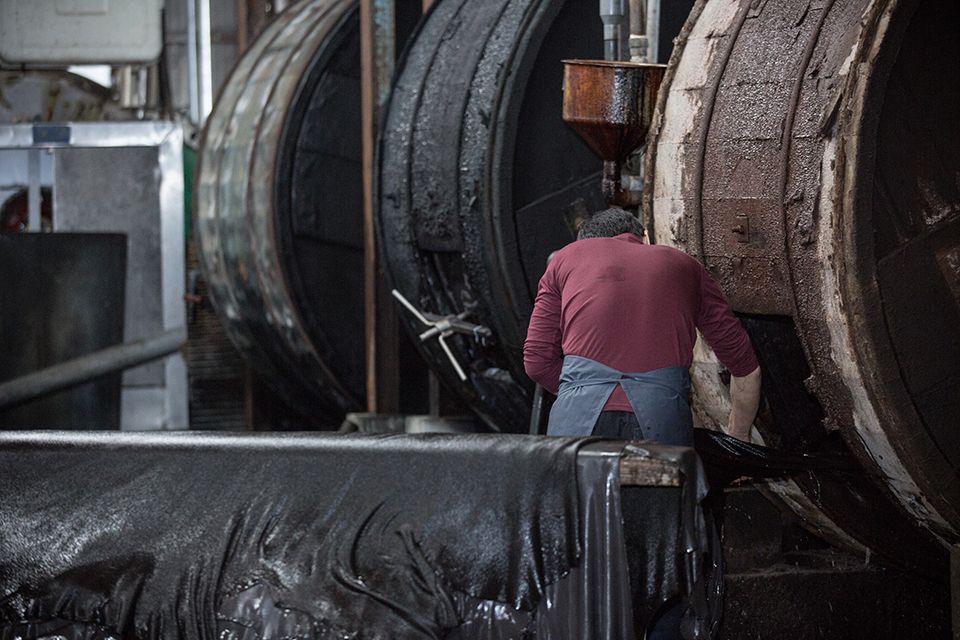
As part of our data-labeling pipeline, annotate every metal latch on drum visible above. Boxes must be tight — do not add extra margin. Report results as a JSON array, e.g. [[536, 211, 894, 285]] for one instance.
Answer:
[[391, 290, 492, 382]]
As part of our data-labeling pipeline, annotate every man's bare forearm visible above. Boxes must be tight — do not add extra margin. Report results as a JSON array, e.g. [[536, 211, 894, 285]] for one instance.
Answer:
[[727, 366, 761, 441]]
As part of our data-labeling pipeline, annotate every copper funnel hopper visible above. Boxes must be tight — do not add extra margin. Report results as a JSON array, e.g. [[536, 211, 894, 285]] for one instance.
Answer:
[[562, 60, 666, 207]]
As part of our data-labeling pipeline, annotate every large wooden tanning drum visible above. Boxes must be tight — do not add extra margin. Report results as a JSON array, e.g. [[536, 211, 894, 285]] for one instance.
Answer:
[[196, 0, 363, 424], [378, 0, 605, 431], [644, 0, 959, 574]]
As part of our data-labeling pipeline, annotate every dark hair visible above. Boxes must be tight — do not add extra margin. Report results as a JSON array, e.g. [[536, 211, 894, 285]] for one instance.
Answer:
[[576, 208, 645, 240]]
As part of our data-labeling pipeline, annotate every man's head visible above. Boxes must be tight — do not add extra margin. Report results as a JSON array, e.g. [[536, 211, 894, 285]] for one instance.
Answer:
[[576, 208, 645, 240]]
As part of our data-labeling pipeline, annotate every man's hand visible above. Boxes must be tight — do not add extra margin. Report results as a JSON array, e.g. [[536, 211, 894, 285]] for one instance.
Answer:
[[727, 366, 761, 441]]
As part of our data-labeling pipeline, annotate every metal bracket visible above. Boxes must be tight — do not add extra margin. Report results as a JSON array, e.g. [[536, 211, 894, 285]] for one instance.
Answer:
[[390, 290, 492, 382], [732, 213, 751, 244]]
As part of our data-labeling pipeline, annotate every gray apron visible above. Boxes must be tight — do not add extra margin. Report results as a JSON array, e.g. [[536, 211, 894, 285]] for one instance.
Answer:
[[547, 355, 693, 445]]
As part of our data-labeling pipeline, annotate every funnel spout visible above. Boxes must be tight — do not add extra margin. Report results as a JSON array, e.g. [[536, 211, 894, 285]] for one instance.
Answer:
[[562, 59, 665, 206], [602, 159, 642, 208]]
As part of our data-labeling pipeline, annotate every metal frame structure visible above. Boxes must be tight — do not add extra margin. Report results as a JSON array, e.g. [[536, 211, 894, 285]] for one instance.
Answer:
[[0, 122, 188, 431]]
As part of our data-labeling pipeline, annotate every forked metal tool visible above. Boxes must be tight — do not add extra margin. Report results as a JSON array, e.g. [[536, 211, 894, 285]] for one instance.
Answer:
[[390, 289, 492, 382]]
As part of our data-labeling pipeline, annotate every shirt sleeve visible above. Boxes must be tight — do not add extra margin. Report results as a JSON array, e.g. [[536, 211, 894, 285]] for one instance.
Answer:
[[524, 262, 565, 394], [696, 266, 759, 377]]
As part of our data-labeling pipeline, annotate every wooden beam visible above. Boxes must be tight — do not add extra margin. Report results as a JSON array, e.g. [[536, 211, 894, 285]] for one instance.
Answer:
[[361, 0, 400, 413], [618, 455, 682, 487]]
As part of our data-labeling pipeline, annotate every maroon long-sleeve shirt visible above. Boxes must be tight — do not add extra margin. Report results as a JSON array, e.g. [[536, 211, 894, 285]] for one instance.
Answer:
[[523, 234, 758, 412]]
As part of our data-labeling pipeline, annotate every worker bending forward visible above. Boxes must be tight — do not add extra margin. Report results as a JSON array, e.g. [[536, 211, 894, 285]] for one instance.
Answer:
[[524, 208, 761, 443]]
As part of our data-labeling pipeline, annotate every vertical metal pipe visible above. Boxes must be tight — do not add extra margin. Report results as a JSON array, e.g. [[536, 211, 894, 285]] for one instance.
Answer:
[[27, 148, 40, 231], [628, 0, 647, 62], [361, 0, 400, 413], [197, 0, 214, 123], [186, 0, 200, 124], [186, 0, 214, 125], [145, 62, 161, 113], [599, 0, 627, 61], [629, 0, 644, 35], [645, 0, 660, 62]]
